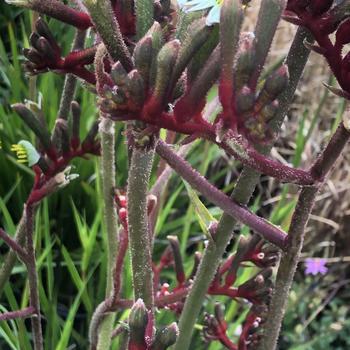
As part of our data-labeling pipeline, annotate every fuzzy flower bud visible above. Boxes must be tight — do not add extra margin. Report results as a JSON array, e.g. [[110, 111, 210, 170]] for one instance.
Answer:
[[111, 61, 128, 86], [133, 35, 153, 87], [129, 299, 149, 348], [235, 86, 255, 115], [256, 65, 289, 110], [151, 323, 179, 350]]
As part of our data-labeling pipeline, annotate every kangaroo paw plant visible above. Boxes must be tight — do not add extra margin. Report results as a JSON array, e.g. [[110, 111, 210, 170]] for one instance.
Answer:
[[1, 0, 350, 349]]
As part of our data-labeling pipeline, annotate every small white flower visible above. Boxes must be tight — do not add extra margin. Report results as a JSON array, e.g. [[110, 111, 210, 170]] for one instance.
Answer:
[[180, 0, 223, 26]]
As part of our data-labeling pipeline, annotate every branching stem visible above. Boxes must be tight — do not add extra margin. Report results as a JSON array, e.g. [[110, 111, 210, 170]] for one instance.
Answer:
[[173, 26, 313, 350], [260, 120, 350, 350]]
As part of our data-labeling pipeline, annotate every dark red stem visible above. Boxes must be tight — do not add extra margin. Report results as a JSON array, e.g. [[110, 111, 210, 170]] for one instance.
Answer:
[[156, 140, 287, 249]]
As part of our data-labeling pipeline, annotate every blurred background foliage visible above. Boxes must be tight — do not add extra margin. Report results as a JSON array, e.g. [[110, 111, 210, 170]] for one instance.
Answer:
[[0, 1, 349, 349]]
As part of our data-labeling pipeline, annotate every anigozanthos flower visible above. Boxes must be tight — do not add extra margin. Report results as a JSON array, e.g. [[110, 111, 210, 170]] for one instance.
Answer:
[[11, 140, 40, 166], [179, 0, 223, 26], [178, 0, 250, 26]]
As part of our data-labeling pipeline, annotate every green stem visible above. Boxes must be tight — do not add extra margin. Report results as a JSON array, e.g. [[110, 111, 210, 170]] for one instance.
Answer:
[[25, 204, 43, 350], [260, 121, 350, 350], [174, 26, 312, 350], [94, 116, 119, 350], [127, 144, 155, 308]]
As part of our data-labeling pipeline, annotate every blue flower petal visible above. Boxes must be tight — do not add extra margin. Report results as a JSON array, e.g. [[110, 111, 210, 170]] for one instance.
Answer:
[[206, 5, 220, 25]]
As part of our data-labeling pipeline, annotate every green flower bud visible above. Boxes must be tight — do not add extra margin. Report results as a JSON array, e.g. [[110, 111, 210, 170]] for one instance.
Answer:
[[133, 35, 153, 87], [111, 61, 128, 86], [235, 86, 255, 115], [126, 69, 145, 109], [152, 323, 179, 350], [129, 299, 149, 347]]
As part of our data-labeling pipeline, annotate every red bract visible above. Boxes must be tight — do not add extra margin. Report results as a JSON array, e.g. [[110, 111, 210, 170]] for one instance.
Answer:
[[286, 0, 350, 95]]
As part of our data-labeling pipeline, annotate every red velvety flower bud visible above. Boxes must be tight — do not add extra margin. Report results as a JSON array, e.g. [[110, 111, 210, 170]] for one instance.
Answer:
[[336, 18, 350, 47]]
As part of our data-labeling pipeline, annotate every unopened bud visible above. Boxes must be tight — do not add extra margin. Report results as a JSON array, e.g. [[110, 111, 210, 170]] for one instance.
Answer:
[[37, 36, 57, 61], [151, 323, 179, 350], [167, 235, 185, 284], [264, 65, 289, 98], [214, 303, 225, 323], [35, 18, 56, 47], [81, 120, 99, 151], [23, 48, 42, 65], [235, 33, 256, 89], [129, 299, 149, 347], [11, 103, 54, 156], [29, 32, 40, 49], [71, 101, 81, 150], [171, 18, 212, 90], [111, 86, 127, 104], [256, 65, 289, 110], [111, 61, 128, 86], [336, 18, 350, 47], [260, 100, 279, 122], [146, 21, 164, 87], [155, 40, 180, 96], [235, 86, 255, 115], [133, 35, 153, 87], [190, 251, 202, 279], [126, 69, 145, 109]]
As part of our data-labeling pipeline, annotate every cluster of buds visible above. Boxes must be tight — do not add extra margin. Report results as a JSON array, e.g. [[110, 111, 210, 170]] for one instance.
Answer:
[[285, 0, 350, 98], [127, 298, 179, 350], [24, 18, 96, 84], [11, 100, 100, 204], [233, 63, 289, 143], [99, 16, 289, 146], [203, 303, 264, 350], [149, 235, 279, 348]]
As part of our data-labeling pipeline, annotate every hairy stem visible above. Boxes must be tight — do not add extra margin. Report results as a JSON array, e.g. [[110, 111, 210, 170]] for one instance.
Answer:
[[156, 140, 287, 248], [0, 212, 27, 297], [25, 204, 43, 350], [0, 306, 35, 322], [173, 26, 312, 350], [127, 144, 155, 308], [92, 116, 119, 350], [260, 120, 350, 350]]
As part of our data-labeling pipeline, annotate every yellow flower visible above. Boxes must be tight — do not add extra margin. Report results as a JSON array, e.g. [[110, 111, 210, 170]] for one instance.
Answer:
[[11, 144, 28, 163]]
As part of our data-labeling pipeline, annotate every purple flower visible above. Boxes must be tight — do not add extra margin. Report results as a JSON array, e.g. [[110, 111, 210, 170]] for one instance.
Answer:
[[304, 258, 328, 276]]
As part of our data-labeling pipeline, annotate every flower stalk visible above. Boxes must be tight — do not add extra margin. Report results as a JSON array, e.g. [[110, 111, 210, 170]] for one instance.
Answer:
[[92, 116, 119, 350], [260, 119, 350, 350], [127, 141, 156, 309]]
